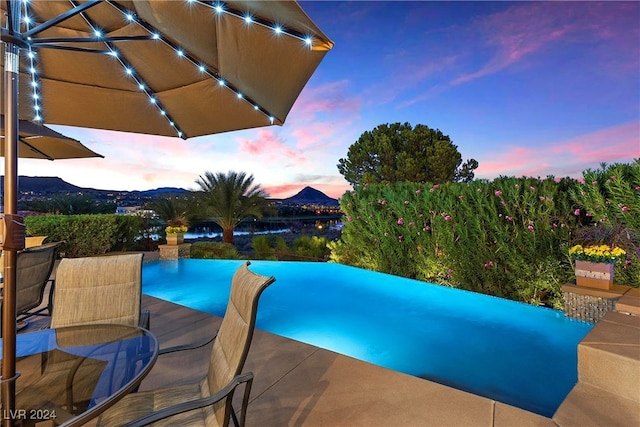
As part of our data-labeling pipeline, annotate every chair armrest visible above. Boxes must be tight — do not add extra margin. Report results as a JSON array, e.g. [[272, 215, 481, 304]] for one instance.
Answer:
[[120, 372, 254, 427], [158, 332, 217, 355], [138, 309, 151, 330]]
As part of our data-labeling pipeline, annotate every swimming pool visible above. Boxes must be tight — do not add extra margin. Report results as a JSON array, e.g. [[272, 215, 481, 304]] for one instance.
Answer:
[[142, 259, 593, 417]]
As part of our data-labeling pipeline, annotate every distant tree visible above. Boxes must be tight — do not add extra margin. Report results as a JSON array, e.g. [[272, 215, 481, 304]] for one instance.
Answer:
[[24, 193, 115, 214], [337, 122, 478, 187], [195, 171, 271, 244], [148, 196, 193, 228]]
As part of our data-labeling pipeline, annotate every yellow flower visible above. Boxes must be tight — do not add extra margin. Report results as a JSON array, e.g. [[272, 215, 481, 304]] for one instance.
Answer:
[[165, 225, 188, 234], [569, 244, 626, 263]]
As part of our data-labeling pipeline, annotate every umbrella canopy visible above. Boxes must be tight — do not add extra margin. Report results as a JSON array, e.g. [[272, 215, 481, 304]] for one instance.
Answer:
[[1, 1, 332, 422], [0, 115, 103, 160], [1, 0, 333, 138]]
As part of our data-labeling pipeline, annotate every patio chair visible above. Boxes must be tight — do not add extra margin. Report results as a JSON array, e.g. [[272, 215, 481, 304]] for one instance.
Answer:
[[50, 253, 150, 330], [96, 261, 276, 427], [0, 241, 62, 332]]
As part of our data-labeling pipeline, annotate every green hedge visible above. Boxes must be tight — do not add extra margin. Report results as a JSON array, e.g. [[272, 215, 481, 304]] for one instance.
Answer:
[[24, 214, 143, 257], [330, 162, 639, 308], [190, 242, 242, 259]]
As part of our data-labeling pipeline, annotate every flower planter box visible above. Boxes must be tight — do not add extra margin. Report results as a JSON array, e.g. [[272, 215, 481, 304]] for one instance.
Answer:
[[166, 233, 185, 245], [575, 260, 614, 290]]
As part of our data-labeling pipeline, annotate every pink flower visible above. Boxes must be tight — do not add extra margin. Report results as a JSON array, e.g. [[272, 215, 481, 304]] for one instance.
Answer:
[[621, 205, 629, 212], [611, 175, 616, 179], [379, 200, 387, 205], [515, 184, 520, 189], [574, 209, 580, 216], [592, 181, 598, 185], [529, 186, 535, 191], [397, 218, 404, 225], [433, 184, 440, 189], [528, 225, 534, 231], [501, 201, 506, 206], [424, 226, 431, 231], [398, 235, 403, 242], [369, 213, 374, 218], [409, 221, 415, 226], [404, 200, 409, 205], [444, 215, 451, 221], [347, 216, 352, 222], [495, 190, 502, 196], [586, 212, 592, 217], [458, 195, 464, 200], [581, 191, 586, 196], [415, 189, 421, 195], [636, 186, 640, 191]]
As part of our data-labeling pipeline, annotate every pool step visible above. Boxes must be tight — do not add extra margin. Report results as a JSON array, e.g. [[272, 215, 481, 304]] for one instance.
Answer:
[[615, 287, 640, 316], [553, 383, 639, 427], [553, 311, 640, 426], [576, 311, 640, 401]]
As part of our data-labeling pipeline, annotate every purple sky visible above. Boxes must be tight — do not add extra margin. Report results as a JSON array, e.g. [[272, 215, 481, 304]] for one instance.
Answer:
[[19, 1, 639, 199]]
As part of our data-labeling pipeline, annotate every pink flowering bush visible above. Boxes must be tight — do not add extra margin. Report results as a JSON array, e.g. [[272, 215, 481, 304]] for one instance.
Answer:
[[330, 161, 639, 307], [569, 161, 640, 285]]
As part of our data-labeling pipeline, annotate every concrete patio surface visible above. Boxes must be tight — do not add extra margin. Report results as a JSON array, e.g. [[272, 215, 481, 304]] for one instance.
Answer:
[[20, 255, 639, 426]]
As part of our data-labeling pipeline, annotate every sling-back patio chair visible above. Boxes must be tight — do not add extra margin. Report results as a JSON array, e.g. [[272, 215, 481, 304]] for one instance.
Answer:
[[96, 261, 276, 427], [50, 253, 150, 330], [2, 241, 63, 332]]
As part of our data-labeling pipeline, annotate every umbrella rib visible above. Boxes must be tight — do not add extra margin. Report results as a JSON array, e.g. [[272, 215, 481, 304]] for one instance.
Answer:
[[18, 137, 55, 161], [23, 0, 101, 38]]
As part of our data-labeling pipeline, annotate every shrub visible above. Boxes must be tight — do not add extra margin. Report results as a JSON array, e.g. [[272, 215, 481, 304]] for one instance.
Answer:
[[190, 242, 242, 259], [293, 236, 330, 261], [333, 177, 578, 308], [569, 161, 640, 286], [25, 214, 143, 257]]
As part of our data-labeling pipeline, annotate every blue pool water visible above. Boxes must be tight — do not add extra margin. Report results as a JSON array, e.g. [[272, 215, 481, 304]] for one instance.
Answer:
[[142, 259, 593, 417]]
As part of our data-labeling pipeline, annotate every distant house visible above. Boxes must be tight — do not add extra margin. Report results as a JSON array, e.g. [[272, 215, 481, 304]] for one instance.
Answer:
[[116, 206, 156, 218]]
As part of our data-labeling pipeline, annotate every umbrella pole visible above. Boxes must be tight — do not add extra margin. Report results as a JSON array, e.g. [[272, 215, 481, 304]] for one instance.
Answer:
[[1, 3, 23, 425]]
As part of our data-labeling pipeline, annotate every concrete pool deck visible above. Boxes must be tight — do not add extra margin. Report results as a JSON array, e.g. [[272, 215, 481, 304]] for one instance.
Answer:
[[22, 257, 639, 426]]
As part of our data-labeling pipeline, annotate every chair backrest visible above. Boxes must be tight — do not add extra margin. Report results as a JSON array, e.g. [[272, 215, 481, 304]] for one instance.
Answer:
[[206, 261, 275, 427], [25, 235, 48, 248], [50, 253, 143, 328], [15, 241, 62, 315]]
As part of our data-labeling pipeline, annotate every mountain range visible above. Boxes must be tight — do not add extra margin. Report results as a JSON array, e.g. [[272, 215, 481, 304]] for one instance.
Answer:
[[1, 176, 339, 206]]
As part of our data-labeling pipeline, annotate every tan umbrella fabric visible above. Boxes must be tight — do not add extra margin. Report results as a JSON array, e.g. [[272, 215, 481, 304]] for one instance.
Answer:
[[1, 0, 333, 138], [0, 115, 103, 160]]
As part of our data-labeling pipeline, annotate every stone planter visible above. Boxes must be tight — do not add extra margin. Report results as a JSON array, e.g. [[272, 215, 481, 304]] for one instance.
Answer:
[[166, 233, 184, 245], [575, 260, 614, 290]]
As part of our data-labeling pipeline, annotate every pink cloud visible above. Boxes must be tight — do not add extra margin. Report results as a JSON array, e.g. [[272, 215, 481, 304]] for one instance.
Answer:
[[292, 80, 361, 119], [475, 121, 639, 179], [549, 121, 639, 163], [452, 2, 638, 87], [237, 129, 306, 164]]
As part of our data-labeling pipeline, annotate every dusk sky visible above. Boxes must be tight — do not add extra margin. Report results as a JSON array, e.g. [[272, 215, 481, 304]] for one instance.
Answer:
[[14, 1, 640, 199]]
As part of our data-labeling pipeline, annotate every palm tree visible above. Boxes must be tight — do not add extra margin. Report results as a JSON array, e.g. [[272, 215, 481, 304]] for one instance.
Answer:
[[195, 171, 271, 244]]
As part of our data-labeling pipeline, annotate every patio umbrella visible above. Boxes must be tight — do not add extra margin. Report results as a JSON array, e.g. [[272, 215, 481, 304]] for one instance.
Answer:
[[0, 0, 332, 421], [0, 115, 103, 160]]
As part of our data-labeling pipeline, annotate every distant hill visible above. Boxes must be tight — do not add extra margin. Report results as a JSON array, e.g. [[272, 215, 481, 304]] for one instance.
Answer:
[[281, 186, 339, 207], [1, 176, 86, 193], [1, 175, 188, 197]]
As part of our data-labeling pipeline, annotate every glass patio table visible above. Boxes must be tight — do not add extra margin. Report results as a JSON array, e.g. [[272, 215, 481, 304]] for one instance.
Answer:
[[1, 323, 158, 427]]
